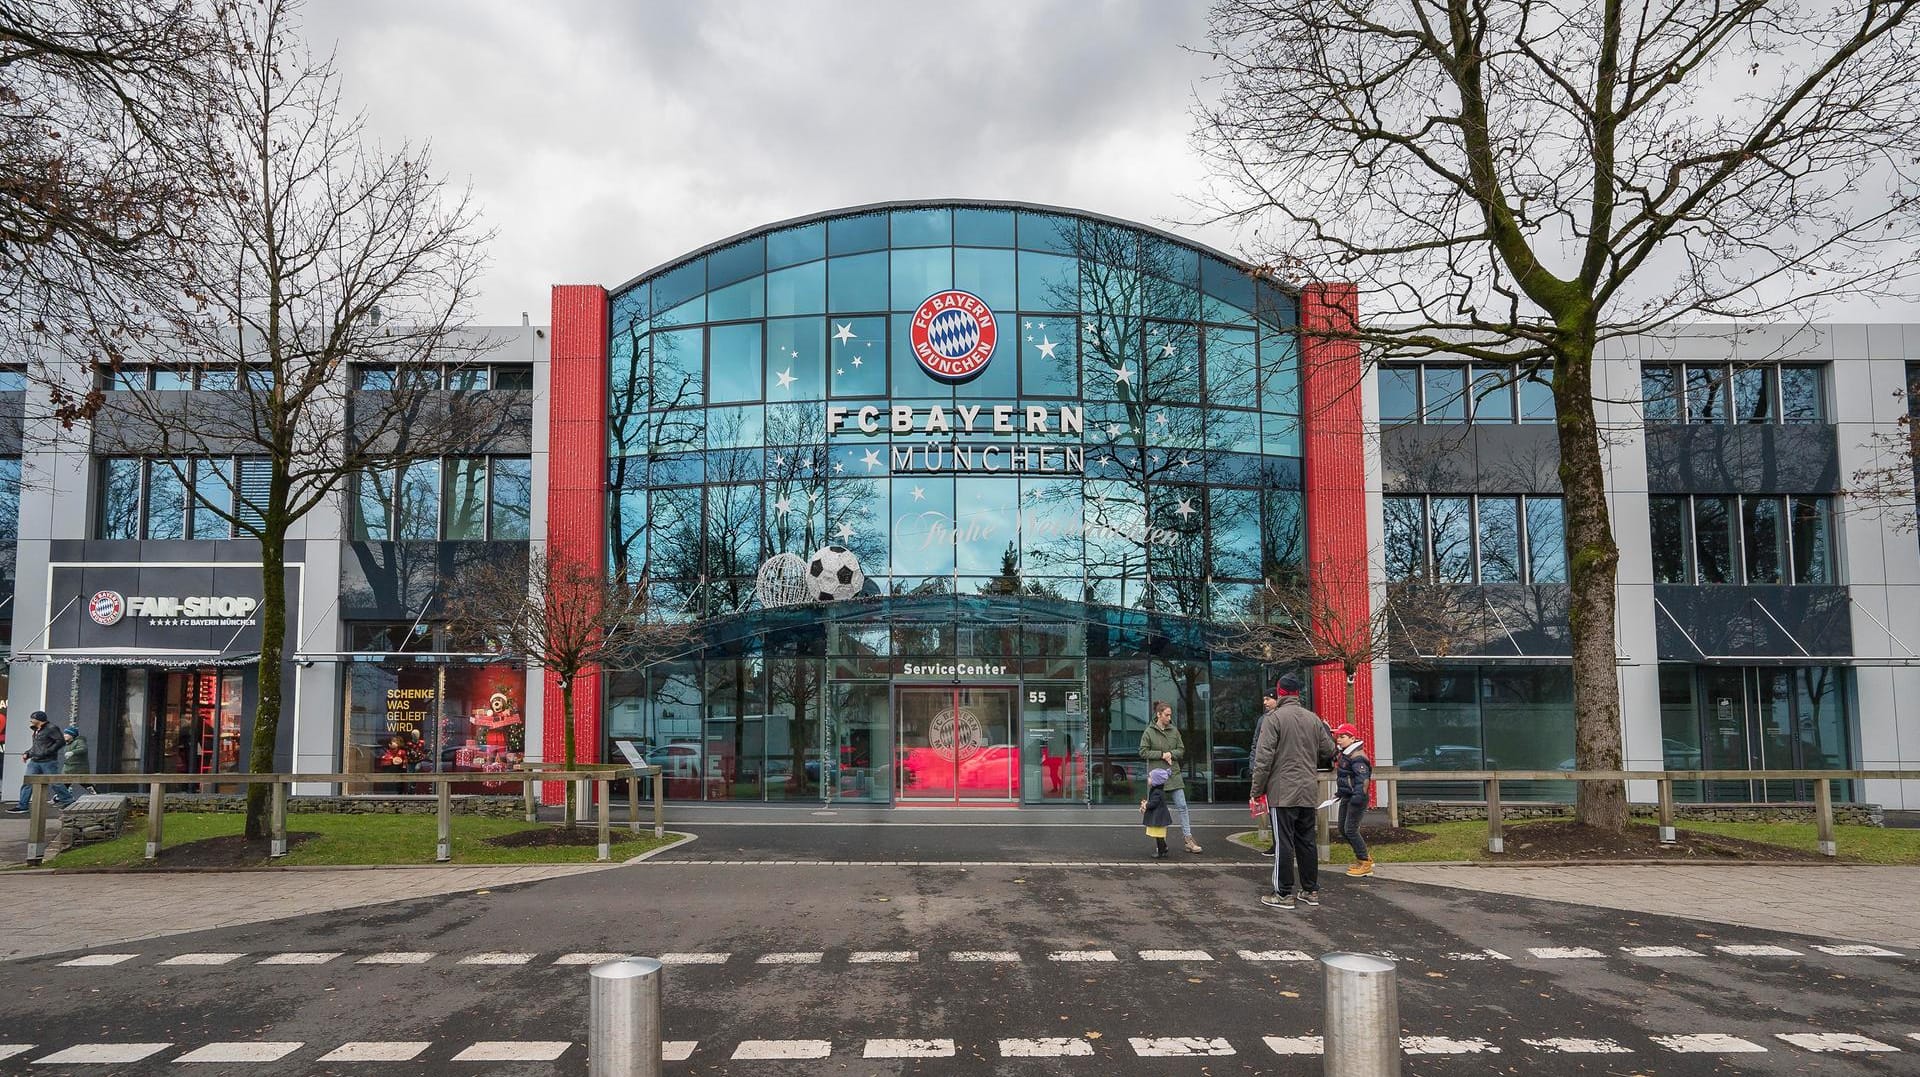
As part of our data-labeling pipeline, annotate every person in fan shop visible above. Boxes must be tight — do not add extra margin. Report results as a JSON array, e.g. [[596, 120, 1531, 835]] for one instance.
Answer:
[[1248, 675, 1336, 910], [9, 712, 65, 814], [1138, 700, 1201, 853]]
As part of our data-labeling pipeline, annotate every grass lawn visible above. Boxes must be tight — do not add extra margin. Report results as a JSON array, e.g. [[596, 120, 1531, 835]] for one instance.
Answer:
[[44, 813, 685, 870], [1229, 818, 1920, 864]]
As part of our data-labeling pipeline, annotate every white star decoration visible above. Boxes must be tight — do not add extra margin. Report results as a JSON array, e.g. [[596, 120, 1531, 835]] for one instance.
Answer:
[[773, 496, 792, 515], [1036, 336, 1058, 360], [1161, 342, 1176, 358], [1106, 423, 1122, 437], [852, 356, 863, 367], [910, 485, 926, 501], [1154, 411, 1168, 427], [1111, 364, 1132, 386], [775, 367, 796, 390], [860, 448, 883, 472], [835, 367, 845, 376], [832, 461, 845, 474], [833, 323, 856, 344], [1175, 497, 1197, 521], [836, 521, 855, 540]]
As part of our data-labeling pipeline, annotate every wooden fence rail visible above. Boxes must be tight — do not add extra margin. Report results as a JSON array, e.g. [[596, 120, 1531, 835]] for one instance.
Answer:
[[21, 766, 664, 866]]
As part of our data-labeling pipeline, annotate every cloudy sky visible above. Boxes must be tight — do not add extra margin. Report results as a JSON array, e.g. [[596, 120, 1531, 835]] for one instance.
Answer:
[[304, 1, 1227, 325]]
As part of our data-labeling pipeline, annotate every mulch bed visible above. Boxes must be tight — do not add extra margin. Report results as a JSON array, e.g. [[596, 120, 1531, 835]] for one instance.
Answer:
[[1499, 821, 1826, 862], [91, 831, 321, 869], [1358, 825, 1432, 845], [483, 826, 639, 849]]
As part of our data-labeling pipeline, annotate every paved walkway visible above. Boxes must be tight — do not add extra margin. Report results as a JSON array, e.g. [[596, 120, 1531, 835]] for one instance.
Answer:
[[1386, 863, 1920, 946], [0, 864, 615, 961]]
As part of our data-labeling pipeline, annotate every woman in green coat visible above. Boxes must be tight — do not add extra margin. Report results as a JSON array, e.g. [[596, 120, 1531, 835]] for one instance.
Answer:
[[1138, 701, 1200, 853]]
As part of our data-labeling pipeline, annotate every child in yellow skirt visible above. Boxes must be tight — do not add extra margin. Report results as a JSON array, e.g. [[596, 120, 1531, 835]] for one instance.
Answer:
[[1143, 767, 1174, 858]]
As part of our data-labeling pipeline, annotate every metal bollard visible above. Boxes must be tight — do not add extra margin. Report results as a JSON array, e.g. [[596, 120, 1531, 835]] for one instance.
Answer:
[[1321, 951, 1399, 1077], [590, 957, 663, 1077]]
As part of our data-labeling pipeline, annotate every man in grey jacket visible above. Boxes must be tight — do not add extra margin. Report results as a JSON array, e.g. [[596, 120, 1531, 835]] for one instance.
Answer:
[[1248, 674, 1336, 909]]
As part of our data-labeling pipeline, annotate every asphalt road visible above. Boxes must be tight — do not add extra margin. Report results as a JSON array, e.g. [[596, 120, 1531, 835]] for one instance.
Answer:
[[1, 828, 1914, 1075]]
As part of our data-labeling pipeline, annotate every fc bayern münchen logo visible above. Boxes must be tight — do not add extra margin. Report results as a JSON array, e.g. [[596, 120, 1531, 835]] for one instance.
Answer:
[[909, 289, 997, 382], [88, 589, 125, 626]]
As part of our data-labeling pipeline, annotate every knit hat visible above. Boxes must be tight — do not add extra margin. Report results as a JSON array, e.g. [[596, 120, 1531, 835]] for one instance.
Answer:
[[1331, 723, 1361, 740], [1148, 767, 1171, 787], [1276, 673, 1305, 695], [62, 724, 78, 737], [28, 710, 47, 724]]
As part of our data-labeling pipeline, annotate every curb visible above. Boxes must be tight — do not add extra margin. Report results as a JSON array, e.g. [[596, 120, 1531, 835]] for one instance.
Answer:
[[15, 832, 692, 875]]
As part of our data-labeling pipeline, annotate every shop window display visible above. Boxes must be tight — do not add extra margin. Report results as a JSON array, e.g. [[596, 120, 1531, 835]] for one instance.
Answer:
[[344, 659, 526, 794]]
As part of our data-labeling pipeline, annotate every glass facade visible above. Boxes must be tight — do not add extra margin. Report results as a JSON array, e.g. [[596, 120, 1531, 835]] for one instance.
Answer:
[[603, 204, 1304, 804]]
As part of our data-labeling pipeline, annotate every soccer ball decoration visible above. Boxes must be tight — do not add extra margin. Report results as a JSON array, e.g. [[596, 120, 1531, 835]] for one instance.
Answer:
[[754, 553, 810, 609], [806, 544, 865, 601]]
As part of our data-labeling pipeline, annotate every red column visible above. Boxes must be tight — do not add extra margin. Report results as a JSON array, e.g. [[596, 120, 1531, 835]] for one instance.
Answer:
[[543, 285, 610, 804], [1298, 283, 1375, 746]]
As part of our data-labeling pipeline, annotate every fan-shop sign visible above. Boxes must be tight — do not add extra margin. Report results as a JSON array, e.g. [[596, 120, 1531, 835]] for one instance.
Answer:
[[88, 591, 260, 628]]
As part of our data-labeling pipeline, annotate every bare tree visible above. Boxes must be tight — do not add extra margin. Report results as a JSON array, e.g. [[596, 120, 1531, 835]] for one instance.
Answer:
[[56, 0, 497, 838], [1, 0, 222, 389], [444, 552, 697, 826], [1200, 0, 1920, 829], [1220, 566, 1466, 727], [1849, 378, 1920, 532]]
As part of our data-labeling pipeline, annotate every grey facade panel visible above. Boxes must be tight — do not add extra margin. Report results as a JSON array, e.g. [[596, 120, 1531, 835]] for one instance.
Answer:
[[1652, 585, 1853, 660], [1643, 425, 1840, 493], [349, 389, 533, 455], [0, 390, 24, 454], [339, 540, 529, 621], [1385, 583, 1571, 659], [1381, 424, 1562, 494], [89, 391, 270, 455]]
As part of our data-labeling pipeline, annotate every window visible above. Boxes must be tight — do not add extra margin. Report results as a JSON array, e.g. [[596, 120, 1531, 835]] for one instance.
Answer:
[[95, 457, 263, 540], [492, 364, 534, 390], [1642, 363, 1826, 426], [1386, 494, 1567, 584], [1648, 494, 1837, 584], [0, 366, 25, 392], [357, 455, 532, 541], [0, 456, 20, 544], [1380, 362, 1553, 425], [354, 366, 397, 390]]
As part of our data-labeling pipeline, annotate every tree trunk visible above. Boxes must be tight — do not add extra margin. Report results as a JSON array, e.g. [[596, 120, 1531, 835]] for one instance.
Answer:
[[1343, 665, 1357, 729], [1554, 344, 1628, 830], [561, 678, 576, 828], [243, 528, 287, 839]]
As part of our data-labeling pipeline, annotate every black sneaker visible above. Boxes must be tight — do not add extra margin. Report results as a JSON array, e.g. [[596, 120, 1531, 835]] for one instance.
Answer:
[[1300, 890, 1320, 907], [1260, 892, 1296, 910], [4, 807, 26, 815]]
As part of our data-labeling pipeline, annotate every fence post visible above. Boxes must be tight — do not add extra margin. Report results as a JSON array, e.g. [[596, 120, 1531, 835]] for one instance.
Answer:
[[146, 781, 164, 861], [524, 772, 537, 823], [1657, 778, 1676, 845], [589, 957, 663, 1077], [1321, 951, 1400, 1077], [25, 779, 49, 864], [1316, 775, 1332, 862], [597, 778, 612, 862], [1384, 778, 1399, 830], [628, 771, 641, 835], [270, 779, 289, 858], [652, 766, 664, 840], [436, 779, 452, 862], [1814, 777, 1836, 857], [1486, 779, 1504, 855]]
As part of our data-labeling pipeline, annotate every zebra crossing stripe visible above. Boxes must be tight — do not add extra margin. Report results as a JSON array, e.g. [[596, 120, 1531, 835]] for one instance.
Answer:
[[663, 1041, 697, 1061], [554, 953, 626, 965], [1049, 950, 1119, 962], [1264, 1036, 1323, 1055], [1813, 944, 1904, 957], [756, 952, 824, 964], [257, 952, 340, 965], [450, 1041, 572, 1062], [1443, 950, 1510, 961], [1139, 950, 1213, 961], [1131, 1037, 1235, 1057], [849, 951, 917, 963], [1774, 1033, 1899, 1053], [1527, 947, 1605, 959], [1403, 1037, 1500, 1055], [731, 1040, 832, 1060], [317, 1042, 430, 1062], [1652, 1034, 1767, 1053], [951, 951, 1021, 962], [31, 1043, 170, 1065], [1238, 949, 1313, 962], [357, 952, 434, 965], [458, 953, 535, 965], [1000, 1038, 1094, 1057], [1622, 946, 1703, 958], [1524, 1038, 1631, 1053], [57, 954, 137, 967], [0, 1047, 32, 1061], [173, 1042, 304, 1063], [864, 1039, 954, 1058], [158, 954, 247, 966], [1716, 945, 1801, 957], [658, 952, 730, 965]]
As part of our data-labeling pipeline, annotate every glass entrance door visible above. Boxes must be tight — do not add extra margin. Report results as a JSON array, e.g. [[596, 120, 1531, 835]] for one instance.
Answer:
[[1020, 682, 1086, 804], [896, 686, 1017, 803]]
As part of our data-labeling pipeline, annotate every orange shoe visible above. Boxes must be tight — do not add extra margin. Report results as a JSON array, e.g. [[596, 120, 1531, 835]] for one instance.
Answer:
[[1346, 859, 1375, 877]]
